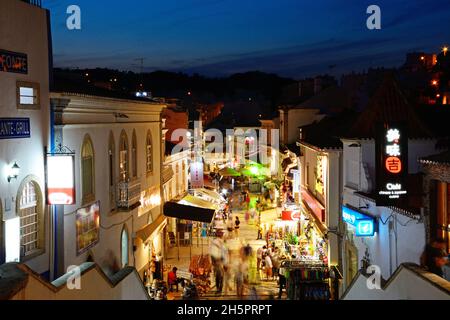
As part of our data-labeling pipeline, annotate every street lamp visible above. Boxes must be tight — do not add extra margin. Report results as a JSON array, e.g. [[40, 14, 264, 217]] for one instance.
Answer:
[[443, 46, 449, 56], [7, 162, 20, 183]]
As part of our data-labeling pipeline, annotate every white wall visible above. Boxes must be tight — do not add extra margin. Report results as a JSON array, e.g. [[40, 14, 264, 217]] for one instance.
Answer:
[[343, 266, 450, 300], [0, 0, 50, 274], [51, 94, 165, 277], [281, 109, 324, 145]]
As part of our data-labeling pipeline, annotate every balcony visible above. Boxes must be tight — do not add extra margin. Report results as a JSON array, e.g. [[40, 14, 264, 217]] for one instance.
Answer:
[[117, 180, 141, 210]]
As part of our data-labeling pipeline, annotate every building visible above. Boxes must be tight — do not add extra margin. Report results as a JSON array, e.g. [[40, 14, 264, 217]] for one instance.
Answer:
[[0, 0, 51, 277], [49, 92, 166, 281], [420, 150, 450, 249], [340, 75, 441, 293]]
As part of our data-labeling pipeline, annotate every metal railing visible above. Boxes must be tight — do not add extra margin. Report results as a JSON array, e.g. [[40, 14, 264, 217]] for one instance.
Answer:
[[21, 0, 42, 7], [117, 179, 141, 209]]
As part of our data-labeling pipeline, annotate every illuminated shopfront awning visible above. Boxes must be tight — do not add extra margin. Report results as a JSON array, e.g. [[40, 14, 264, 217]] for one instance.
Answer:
[[136, 214, 167, 243], [163, 194, 216, 223]]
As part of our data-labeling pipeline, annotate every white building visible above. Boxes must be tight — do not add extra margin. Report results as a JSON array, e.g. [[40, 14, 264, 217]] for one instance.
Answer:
[[49, 92, 166, 281], [340, 77, 441, 293], [0, 0, 51, 276]]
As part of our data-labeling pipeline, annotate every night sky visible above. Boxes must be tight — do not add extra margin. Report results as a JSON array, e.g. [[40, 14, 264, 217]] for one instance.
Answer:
[[44, 0, 450, 79]]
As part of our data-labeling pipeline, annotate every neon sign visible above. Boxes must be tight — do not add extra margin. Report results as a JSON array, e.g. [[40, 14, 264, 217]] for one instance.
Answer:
[[342, 205, 376, 237], [376, 122, 408, 206]]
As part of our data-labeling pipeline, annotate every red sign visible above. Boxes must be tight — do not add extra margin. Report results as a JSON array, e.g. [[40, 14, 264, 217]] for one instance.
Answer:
[[281, 210, 301, 221], [301, 188, 325, 223], [385, 156, 402, 174]]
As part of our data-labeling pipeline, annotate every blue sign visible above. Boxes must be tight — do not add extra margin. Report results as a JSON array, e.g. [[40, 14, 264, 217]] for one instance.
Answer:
[[342, 205, 376, 237], [0, 118, 31, 139]]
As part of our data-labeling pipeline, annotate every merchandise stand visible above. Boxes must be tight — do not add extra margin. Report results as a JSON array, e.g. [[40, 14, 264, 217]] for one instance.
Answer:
[[281, 260, 331, 300]]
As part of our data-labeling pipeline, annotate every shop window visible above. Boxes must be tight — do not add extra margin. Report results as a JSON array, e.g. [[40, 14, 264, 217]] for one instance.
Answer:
[[121, 226, 129, 268], [17, 178, 44, 260], [81, 134, 95, 204], [108, 131, 116, 210], [131, 130, 137, 178], [146, 130, 153, 174], [119, 130, 129, 182], [17, 81, 40, 109]]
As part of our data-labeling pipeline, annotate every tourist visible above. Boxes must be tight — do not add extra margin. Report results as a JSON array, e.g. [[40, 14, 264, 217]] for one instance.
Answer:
[[168, 267, 179, 292], [234, 216, 241, 238], [264, 253, 273, 280]]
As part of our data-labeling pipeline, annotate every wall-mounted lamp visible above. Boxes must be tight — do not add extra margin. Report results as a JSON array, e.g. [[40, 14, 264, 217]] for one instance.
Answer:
[[7, 162, 20, 183]]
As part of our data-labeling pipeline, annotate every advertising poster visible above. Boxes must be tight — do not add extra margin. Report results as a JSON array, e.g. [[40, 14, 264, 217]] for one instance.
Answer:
[[76, 201, 100, 255]]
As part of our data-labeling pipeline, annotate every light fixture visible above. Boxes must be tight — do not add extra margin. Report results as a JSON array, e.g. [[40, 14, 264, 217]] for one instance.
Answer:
[[443, 46, 448, 55], [7, 162, 20, 183], [432, 80, 438, 86]]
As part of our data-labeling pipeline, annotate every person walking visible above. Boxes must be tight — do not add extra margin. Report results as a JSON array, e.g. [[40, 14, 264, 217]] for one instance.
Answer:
[[234, 216, 241, 238], [264, 253, 273, 281], [256, 246, 265, 271]]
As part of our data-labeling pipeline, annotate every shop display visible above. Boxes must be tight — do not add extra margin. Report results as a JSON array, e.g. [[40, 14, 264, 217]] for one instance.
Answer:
[[281, 260, 331, 300], [189, 255, 212, 295]]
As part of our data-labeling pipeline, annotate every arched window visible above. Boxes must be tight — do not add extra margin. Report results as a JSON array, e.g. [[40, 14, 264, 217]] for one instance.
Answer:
[[81, 134, 95, 204], [119, 130, 129, 182], [146, 130, 153, 174], [108, 131, 116, 210], [132, 130, 137, 178], [17, 178, 44, 259], [121, 226, 129, 268]]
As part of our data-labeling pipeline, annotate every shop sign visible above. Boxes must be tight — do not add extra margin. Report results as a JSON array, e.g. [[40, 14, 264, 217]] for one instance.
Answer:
[[138, 186, 161, 217], [190, 162, 204, 189], [0, 118, 30, 139], [46, 155, 75, 205], [281, 210, 301, 221], [375, 122, 408, 206], [0, 49, 28, 74], [342, 205, 376, 237]]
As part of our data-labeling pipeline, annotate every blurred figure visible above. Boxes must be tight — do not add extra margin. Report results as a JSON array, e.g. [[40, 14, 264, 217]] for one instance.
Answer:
[[278, 264, 286, 299], [234, 216, 241, 238], [214, 262, 224, 295], [264, 252, 273, 280], [182, 279, 199, 300], [271, 248, 280, 281], [248, 286, 259, 300], [168, 267, 179, 292], [421, 238, 448, 277], [256, 245, 266, 271]]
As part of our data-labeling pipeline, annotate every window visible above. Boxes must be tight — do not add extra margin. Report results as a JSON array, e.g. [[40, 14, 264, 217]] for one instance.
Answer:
[[132, 130, 137, 178], [81, 134, 95, 204], [108, 132, 116, 210], [119, 130, 129, 182], [17, 81, 40, 109], [121, 226, 129, 268], [18, 179, 43, 259], [146, 130, 153, 174]]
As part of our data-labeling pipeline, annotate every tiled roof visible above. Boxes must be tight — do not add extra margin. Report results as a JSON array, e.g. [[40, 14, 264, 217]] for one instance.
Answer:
[[420, 150, 450, 166], [346, 74, 433, 139]]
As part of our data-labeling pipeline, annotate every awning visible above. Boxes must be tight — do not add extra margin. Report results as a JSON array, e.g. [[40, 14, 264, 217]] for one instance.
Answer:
[[136, 213, 167, 243], [163, 201, 215, 223]]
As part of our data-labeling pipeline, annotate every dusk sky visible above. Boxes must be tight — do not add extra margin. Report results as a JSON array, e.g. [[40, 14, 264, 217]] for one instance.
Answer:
[[44, 0, 450, 79]]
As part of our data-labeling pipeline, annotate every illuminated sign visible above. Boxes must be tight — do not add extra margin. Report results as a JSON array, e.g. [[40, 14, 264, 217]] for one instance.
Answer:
[[281, 210, 301, 221], [376, 122, 408, 206], [190, 162, 204, 189], [76, 201, 100, 255], [138, 186, 161, 217], [0, 118, 30, 139], [46, 155, 75, 205], [342, 205, 376, 237], [0, 49, 28, 74], [5, 217, 21, 263]]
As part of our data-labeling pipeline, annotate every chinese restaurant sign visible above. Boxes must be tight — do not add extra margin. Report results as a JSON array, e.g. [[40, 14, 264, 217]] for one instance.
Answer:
[[46, 155, 75, 205], [76, 201, 100, 255], [0, 118, 30, 139], [375, 122, 408, 206], [0, 49, 28, 74]]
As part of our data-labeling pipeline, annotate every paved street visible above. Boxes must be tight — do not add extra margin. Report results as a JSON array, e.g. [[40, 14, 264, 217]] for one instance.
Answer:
[[165, 194, 282, 300]]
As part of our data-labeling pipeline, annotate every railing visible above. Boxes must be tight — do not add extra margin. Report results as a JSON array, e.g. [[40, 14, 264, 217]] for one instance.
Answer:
[[117, 180, 141, 209], [21, 0, 42, 7]]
